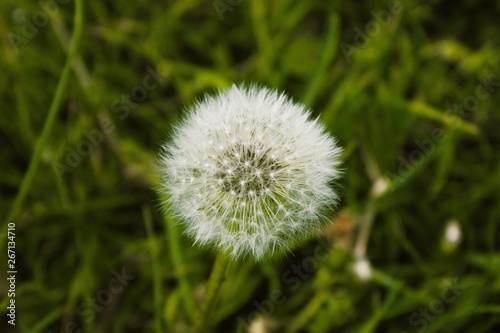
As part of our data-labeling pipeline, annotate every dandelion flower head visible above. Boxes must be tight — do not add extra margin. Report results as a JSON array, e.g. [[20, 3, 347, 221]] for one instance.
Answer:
[[159, 85, 342, 260]]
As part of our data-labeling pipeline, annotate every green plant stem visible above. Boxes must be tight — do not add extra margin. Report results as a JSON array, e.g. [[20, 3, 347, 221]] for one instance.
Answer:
[[286, 290, 329, 333], [143, 206, 163, 333], [301, 12, 339, 107], [166, 220, 196, 319], [193, 252, 229, 333], [5, 0, 84, 225]]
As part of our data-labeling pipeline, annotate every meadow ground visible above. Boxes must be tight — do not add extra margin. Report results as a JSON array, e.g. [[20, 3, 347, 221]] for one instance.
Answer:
[[1, 0, 499, 332]]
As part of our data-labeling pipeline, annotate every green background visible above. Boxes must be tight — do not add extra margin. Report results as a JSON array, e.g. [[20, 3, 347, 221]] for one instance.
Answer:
[[1, 0, 499, 332]]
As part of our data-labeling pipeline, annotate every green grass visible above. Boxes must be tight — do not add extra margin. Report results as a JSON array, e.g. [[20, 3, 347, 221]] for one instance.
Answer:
[[1, 0, 499, 332]]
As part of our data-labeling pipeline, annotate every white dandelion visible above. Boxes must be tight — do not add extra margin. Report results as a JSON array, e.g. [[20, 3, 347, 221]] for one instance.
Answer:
[[159, 84, 342, 260]]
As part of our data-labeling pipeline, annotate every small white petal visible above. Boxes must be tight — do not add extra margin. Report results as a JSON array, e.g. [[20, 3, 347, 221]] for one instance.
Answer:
[[445, 220, 461, 245], [353, 258, 373, 281]]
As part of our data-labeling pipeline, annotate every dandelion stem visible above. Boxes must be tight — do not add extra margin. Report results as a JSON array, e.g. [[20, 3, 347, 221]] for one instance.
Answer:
[[354, 147, 381, 260], [193, 252, 228, 333]]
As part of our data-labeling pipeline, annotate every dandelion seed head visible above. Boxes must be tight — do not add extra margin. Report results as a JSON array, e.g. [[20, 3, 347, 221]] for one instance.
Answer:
[[159, 84, 343, 260]]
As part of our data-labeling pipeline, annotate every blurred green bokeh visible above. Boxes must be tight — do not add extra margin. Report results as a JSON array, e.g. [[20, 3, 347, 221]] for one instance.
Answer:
[[1, 0, 499, 332]]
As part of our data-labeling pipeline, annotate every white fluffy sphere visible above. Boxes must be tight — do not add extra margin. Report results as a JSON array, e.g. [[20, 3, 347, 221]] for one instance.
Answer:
[[159, 85, 342, 260]]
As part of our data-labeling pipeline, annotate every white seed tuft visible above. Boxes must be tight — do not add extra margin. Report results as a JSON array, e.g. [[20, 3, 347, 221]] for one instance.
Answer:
[[159, 84, 343, 260]]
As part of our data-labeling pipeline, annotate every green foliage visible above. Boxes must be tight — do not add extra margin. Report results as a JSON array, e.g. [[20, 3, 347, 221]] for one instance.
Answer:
[[1, 0, 499, 332]]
